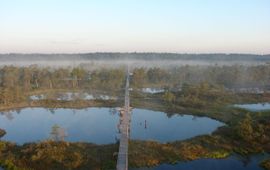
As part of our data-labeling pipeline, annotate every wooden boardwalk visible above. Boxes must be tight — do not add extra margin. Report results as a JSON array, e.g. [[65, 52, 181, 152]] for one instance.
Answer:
[[116, 68, 131, 170]]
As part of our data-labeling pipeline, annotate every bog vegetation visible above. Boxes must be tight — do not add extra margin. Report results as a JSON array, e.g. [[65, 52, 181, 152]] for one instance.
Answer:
[[0, 64, 270, 170]]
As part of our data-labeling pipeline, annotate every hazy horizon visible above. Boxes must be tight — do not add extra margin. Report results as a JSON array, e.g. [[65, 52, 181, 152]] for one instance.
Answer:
[[1, 0, 270, 54], [1, 52, 270, 55]]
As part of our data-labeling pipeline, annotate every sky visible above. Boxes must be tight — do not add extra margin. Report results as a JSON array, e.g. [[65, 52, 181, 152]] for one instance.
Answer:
[[0, 0, 270, 54]]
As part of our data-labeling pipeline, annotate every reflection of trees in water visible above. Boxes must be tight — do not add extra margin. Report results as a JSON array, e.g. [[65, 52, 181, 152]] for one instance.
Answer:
[[50, 124, 68, 141], [115, 134, 120, 143], [0, 111, 14, 121], [72, 109, 77, 115], [109, 108, 117, 115], [48, 108, 55, 114], [192, 116, 197, 121], [165, 112, 177, 118], [236, 155, 252, 167], [0, 128, 6, 138], [15, 109, 21, 114]]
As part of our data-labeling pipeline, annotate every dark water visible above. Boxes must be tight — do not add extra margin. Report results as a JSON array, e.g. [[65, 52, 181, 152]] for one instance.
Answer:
[[0, 107, 119, 144], [0, 108, 223, 144], [131, 154, 269, 170], [234, 103, 270, 112], [131, 109, 224, 143]]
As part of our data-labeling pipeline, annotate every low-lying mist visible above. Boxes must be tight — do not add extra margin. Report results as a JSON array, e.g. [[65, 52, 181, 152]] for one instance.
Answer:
[[0, 53, 269, 68]]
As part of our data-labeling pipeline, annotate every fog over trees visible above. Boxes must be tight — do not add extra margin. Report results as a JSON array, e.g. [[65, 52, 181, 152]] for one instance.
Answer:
[[0, 53, 269, 68]]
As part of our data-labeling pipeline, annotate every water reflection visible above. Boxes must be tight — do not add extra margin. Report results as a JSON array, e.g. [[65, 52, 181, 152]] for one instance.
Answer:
[[0, 108, 224, 145], [0, 111, 14, 121], [131, 109, 224, 143], [0, 128, 6, 138], [0, 107, 119, 145], [131, 154, 269, 170], [50, 124, 68, 141], [109, 108, 117, 115], [234, 103, 270, 112]]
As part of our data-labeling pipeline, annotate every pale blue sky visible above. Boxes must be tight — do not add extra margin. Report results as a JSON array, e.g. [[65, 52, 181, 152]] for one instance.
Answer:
[[0, 0, 269, 53]]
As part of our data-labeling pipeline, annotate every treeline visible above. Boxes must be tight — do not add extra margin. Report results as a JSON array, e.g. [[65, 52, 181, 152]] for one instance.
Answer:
[[0, 66, 125, 106], [1, 53, 270, 62], [1, 64, 269, 106], [131, 64, 270, 90], [162, 82, 231, 109]]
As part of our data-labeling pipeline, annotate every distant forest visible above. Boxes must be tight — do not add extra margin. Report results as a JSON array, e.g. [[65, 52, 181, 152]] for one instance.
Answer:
[[0, 53, 270, 62]]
